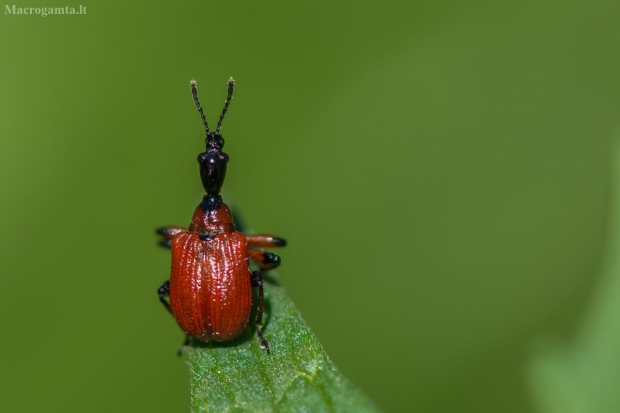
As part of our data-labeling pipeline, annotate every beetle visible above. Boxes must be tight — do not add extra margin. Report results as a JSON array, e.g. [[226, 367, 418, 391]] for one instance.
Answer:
[[156, 78, 286, 354]]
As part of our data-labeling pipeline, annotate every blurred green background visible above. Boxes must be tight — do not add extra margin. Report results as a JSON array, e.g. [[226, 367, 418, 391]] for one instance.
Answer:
[[2, 0, 620, 412]]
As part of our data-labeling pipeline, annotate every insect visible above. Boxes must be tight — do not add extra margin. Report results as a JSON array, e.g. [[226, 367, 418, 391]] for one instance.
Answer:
[[156, 78, 286, 354]]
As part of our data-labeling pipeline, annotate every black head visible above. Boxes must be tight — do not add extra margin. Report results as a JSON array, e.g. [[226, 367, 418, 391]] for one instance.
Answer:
[[197, 132, 229, 194], [191, 78, 235, 195]]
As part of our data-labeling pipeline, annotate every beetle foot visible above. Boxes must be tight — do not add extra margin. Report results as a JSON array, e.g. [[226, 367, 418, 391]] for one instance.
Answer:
[[176, 335, 192, 357], [257, 327, 270, 354]]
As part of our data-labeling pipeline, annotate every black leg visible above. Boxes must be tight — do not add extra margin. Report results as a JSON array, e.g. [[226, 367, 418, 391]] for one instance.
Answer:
[[251, 270, 270, 354], [158, 239, 172, 249], [249, 250, 281, 271], [177, 335, 192, 357], [158, 280, 193, 356], [158, 280, 172, 314]]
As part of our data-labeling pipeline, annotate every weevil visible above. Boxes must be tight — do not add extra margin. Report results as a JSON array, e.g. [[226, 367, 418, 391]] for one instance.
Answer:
[[156, 78, 286, 354]]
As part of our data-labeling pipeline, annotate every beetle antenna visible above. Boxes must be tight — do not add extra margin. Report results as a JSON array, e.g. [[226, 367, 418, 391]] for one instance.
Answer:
[[190, 79, 209, 135], [216, 77, 235, 134]]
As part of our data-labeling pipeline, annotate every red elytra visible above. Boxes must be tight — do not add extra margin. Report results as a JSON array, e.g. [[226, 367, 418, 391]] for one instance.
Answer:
[[156, 78, 286, 354]]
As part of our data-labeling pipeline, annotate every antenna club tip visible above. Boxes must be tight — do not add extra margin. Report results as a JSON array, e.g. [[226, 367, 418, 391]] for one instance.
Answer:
[[228, 77, 235, 85], [190, 79, 197, 86]]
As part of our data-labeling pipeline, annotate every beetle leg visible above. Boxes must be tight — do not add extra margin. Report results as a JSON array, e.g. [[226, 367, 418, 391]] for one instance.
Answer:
[[248, 249, 282, 271], [156, 225, 185, 238], [159, 281, 191, 357], [177, 335, 192, 357], [155, 226, 186, 249], [158, 239, 172, 249], [251, 270, 270, 354], [158, 280, 172, 315], [246, 234, 287, 248]]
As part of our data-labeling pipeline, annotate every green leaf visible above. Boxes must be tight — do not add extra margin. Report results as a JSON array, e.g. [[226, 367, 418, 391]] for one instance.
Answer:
[[184, 274, 379, 413], [529, 138, 620, 413]]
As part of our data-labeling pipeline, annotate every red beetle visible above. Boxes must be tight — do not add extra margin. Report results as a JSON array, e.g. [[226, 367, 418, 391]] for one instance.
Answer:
[[156, 78, 286, 354]]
